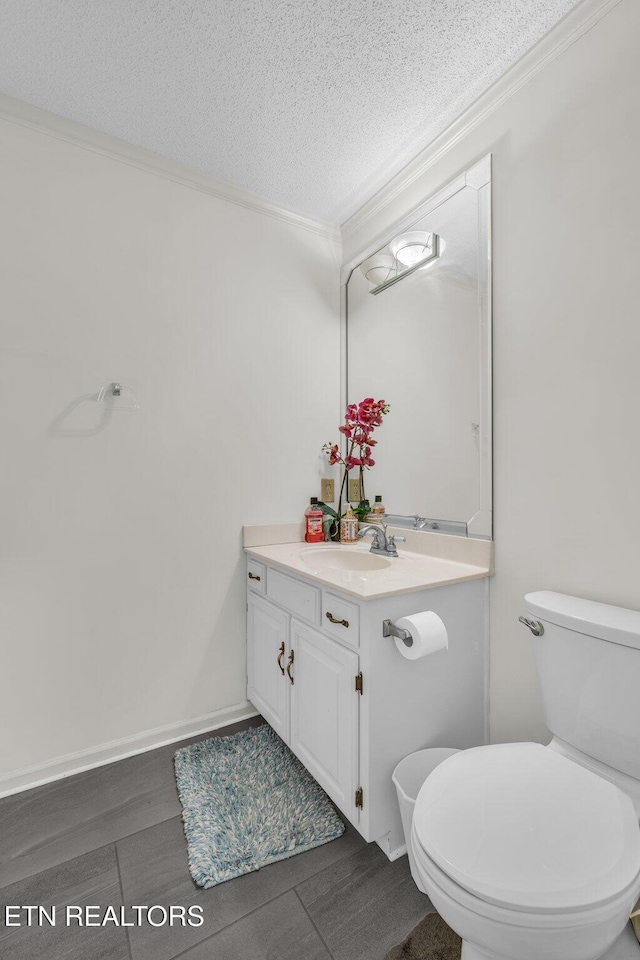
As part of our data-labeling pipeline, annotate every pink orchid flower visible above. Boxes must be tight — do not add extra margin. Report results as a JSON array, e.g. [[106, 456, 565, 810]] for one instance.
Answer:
[[322, 397, 389, 521]]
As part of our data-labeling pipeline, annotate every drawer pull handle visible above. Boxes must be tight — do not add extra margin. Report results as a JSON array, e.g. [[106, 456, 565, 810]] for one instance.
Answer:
[[286, 649, 295, 685], [276, 641, 285, 676], [247, 572, 261, 581], [326, 611, 349, 628]]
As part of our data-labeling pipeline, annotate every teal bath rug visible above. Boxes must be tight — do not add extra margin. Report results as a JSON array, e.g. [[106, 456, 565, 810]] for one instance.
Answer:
[[174, 723, 345, 888]]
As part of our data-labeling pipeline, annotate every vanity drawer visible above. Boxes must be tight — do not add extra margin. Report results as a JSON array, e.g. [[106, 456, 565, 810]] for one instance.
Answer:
[[322, 592, 360, 648], [246, 558, 266, 594], [268, 568, 320, 625]]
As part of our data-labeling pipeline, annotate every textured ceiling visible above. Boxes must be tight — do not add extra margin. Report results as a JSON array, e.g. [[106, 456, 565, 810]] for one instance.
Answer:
[[0, 0, 579, 223]]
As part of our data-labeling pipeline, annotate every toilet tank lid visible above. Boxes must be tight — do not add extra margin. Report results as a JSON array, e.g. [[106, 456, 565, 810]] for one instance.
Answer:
[[525, 591, 640, 650]]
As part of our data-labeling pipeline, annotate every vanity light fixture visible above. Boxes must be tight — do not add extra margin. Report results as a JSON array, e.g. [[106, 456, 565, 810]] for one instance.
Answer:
[[390, 231, 434, 266], [359, 254, 396, 286], [390, 231, 446, 267], [363, 232, 443, 295]]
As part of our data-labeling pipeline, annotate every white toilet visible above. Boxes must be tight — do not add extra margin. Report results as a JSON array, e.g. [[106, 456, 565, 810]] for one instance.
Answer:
[[409, 591, 640, 960]]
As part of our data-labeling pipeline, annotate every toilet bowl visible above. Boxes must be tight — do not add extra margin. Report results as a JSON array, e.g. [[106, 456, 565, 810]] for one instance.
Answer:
[[412, 835, 639, 960], [400, 592, 640, 960], [410, 743, 640, 960]]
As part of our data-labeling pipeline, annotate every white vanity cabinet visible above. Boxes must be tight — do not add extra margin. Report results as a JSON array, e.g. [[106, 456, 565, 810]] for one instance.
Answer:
[[289, 618, 359, 814], [246, 551, 488, 860], [247, 594, 290, 742], [247, 570, 359, 818], [247, 593, 358, 808]]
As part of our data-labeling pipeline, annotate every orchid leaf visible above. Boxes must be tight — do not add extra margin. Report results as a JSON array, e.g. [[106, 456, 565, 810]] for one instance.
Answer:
[[318, 501, 338, 518]]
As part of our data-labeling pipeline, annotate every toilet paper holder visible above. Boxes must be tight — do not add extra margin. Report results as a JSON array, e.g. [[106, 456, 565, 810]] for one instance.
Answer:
[[382, 619, 412, 643]]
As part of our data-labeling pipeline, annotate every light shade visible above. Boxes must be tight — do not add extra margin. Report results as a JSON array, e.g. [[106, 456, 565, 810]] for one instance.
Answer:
[[359, 254, 396, 286], [390, 231, 434, 267]]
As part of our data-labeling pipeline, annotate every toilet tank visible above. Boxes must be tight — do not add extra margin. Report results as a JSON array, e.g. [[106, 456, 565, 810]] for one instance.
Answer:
[[525, 591, 640, 780]]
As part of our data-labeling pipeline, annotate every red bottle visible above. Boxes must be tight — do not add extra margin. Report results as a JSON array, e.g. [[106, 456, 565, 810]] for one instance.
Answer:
[[305, 497, 324, 543]]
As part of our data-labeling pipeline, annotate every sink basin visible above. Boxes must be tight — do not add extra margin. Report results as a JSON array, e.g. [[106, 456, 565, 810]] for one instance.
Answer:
[[300, 547, 392, 572]]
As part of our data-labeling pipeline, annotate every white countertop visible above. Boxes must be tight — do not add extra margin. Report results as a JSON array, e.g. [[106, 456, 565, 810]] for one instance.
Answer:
[[245, 536, 492, 601]]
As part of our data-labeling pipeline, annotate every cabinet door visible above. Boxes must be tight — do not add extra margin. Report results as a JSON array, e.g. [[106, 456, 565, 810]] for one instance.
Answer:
[[289, 619, 359, 814], [247, 594, 290, 743]]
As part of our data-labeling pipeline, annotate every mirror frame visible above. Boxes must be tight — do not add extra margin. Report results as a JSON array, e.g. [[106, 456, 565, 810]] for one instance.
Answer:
[[340, 154, 492, 538]]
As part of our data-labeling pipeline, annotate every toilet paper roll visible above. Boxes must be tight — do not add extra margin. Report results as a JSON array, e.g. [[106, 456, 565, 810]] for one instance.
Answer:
[[394, 611, 448, 660]]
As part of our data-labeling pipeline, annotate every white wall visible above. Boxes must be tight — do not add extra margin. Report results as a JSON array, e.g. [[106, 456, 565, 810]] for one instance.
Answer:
[[343, 0, 640, 743], [0, 115, 340, 787]]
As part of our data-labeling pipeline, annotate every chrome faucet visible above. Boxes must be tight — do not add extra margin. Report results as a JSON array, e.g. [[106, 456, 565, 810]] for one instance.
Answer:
[[357, 523, 406, 558]]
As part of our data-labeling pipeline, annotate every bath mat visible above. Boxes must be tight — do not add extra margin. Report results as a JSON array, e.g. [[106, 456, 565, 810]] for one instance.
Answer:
[[385, 911, 462, 960], [174, 723, 345, 888]]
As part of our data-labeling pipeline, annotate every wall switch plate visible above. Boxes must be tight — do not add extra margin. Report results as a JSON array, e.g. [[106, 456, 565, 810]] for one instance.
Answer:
[[348, 478, 361, 502], [320, 478, 335, 503]]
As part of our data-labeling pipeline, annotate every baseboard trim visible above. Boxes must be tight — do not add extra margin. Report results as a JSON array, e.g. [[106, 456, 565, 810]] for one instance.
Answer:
[[0, 701, 259, 799], [375, 833, 408, 862]]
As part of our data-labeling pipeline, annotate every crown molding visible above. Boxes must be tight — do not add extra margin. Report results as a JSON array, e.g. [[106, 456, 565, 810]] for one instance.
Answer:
[[341, 0, 623, 243], [0, 93, 341, 243]]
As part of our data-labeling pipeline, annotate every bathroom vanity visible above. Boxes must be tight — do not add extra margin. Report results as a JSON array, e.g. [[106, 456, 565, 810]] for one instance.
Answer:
[[245, 529, 492, 860]]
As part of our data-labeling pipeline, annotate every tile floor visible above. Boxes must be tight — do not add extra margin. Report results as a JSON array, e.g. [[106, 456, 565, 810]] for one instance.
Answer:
[[0, 718, 432, 960]]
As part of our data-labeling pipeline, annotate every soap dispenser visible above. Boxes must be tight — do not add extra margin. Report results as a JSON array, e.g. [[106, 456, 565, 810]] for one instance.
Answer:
[[340, 505, 358, 544]]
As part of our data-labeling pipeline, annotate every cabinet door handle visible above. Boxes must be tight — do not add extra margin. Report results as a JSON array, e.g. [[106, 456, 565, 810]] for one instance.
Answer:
[[276, 641, 285, 675], [247, 572, 261, 581], [326, 611, 349, 628], [286, 649, 295, 685]]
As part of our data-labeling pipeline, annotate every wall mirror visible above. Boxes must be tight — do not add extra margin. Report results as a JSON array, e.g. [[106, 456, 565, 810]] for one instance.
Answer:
[[341, 155, 492, 538]]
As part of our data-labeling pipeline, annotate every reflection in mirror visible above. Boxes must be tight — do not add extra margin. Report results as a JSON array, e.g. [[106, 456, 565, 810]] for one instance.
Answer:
[[343, 156, 492, 537], [360, 231, 443, 294]]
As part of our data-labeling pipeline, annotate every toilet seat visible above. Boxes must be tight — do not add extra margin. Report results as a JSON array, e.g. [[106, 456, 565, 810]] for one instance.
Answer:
[[413, 742, 640, 914]]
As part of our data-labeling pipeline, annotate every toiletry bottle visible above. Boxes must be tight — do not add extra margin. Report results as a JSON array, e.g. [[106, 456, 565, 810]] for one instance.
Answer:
[[367, 495, 385, 523], [305, 497, 324, 543], [340, 505, 358, 544]]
